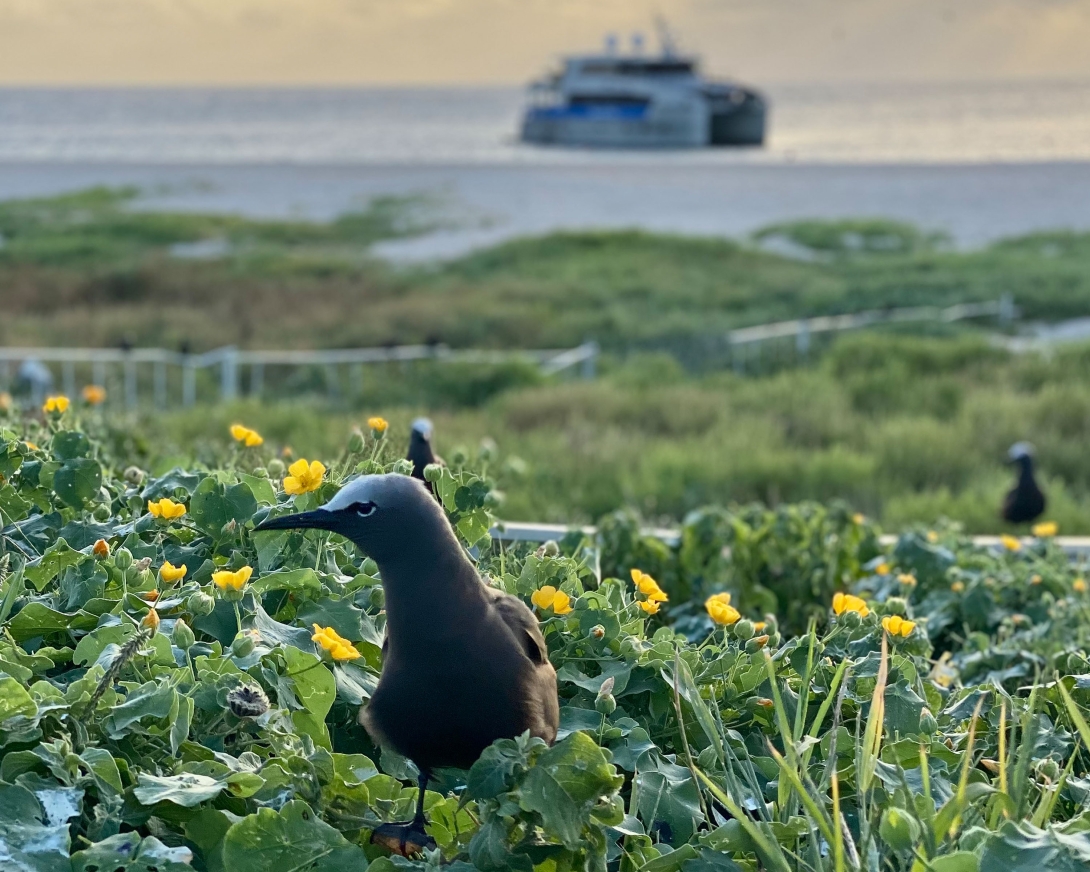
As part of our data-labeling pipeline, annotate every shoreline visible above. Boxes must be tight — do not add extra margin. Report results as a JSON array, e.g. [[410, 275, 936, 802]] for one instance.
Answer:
[[3, 159, 1090, 261]]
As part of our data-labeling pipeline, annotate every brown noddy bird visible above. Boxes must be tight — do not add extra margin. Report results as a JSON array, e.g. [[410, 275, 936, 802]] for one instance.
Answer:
[[255, 473, 559, 853], [1001, 442, 1046, 525], [407, 417, 443, 493]]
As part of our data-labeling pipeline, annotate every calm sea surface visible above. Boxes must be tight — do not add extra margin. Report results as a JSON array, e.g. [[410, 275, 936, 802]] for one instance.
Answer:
[[2, 80, 1090, 165]]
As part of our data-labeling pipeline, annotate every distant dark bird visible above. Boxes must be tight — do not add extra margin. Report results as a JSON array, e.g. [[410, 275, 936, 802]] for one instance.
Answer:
[[407, 418, 443, 492], [1001, 442, 1047, 525], [255, 474, 558, 855]]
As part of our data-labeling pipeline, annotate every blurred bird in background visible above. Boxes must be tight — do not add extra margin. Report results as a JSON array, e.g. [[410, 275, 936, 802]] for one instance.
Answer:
[[1001, 442, 1047, 525], [407, 418, 443, 493]]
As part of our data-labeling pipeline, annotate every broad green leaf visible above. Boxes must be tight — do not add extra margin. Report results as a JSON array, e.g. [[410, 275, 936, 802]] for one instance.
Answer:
[[250, 568, 323, 598], [190, 477, 257, 538], [220, 800, 366, 872], [25, 538, 85, 591], [50, 430, 90, 461], [0, 782, 71, 872], [71, 832, 194, 872], [0, 674, 38, 722], [135, 772, 225, 807], [52, 457, 102, 508]]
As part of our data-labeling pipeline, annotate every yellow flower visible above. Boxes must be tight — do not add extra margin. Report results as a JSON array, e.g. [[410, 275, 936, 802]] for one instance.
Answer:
[[159, 562, 188, 584], [898, 573, 917, 587], [852, 513, 865, 525], [367, 416, 389, 435], [1030, 574, 1042, 585], [142, 609, 160, 633], [311, 624, 362, 661], [882, 615, 916, 638], [24, 441, 39, 451], [1075, 578, 1087, 594], [92, 538, 110, 558], [951, 580, 965, 593], [832, 592, 869, 617], [147, 497, 187, 520], [927, 530, 939, 543], [530, 585, 573, 615], [875, 562, 891, 576], [630, 569, 668, 603], [42, 395, 70, 414], [283, 459, 326, 495], [213, 565, 253, 592], [230, 424, 264, 447], [82, 385, 106, 405], [0, 391, 11, 411], [705, 593, 741, 626], [143, 590, 160, 602], [754, 621, 767, 631], [1032, 521, 1058, 538], [638, 599, 662, 615], [1001, 535, 1022, 552]]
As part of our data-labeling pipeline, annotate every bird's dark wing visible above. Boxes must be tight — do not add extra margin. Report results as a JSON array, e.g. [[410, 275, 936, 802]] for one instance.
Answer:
[[489, 590, 550, 667]]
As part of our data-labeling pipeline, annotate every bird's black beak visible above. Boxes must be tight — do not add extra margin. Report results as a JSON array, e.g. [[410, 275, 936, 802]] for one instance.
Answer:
[[254, 509, 340, 533]]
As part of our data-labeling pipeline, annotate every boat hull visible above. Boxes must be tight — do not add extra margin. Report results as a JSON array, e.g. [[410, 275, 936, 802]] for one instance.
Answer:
[[521, 91, 766, 149]]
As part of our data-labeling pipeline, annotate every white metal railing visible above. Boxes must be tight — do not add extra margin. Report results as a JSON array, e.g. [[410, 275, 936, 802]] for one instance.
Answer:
[[0, 341, 600, 408], [727, 295, 1017, 371], [490, 520, 1090, 557]]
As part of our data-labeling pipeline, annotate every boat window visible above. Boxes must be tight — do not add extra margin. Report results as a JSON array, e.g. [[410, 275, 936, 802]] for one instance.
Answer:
[[569, 95, 651, 108], [581, 60, 694, 76]]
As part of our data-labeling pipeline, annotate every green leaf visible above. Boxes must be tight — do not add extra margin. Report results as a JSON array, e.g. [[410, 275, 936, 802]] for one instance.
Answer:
[[52, 457, 102, 508], [135, 772, 226, 807], [250, 568, 323, 598], [50, 430, 90, 461], [220, 800, 366, 872], [979, 821, 1090, 872], [103, 681, 178, 738], [517, 731, 623, 850], [71, 832, 195, 872], [190, 477, 257, 538], [636, 755, 704, 845], [929, 852, 980, 872], [0, 674, 38, 722], [24, 538, 85, 591], [240, 473, 277, 506], [0, 782, 71, 872], [297, 597, 366, 641]]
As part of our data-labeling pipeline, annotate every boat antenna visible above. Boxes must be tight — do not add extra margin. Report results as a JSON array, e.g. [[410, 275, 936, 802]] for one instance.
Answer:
[[654, 15, 678, 57]]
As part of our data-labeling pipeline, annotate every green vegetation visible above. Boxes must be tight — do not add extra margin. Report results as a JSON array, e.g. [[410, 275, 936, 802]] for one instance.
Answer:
[[3, 415, 1090, 871], [4, 188, 1090, 530], [5, 187, 1090, 351]]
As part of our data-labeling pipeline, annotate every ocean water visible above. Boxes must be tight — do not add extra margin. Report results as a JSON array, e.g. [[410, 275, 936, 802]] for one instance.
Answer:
[[1, 80, 1090, 165]]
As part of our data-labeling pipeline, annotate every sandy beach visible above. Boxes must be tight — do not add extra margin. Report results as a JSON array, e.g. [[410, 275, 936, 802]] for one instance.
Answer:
[[1, 160, 1090, 261]]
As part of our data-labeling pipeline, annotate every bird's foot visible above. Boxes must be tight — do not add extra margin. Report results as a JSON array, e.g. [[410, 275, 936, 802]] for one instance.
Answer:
[[370, 818, 436, 858]]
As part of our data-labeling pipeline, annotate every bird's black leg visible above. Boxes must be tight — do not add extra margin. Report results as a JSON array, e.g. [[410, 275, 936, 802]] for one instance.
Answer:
[[370, 767, 436, 857], [412, 767, 429, 829]]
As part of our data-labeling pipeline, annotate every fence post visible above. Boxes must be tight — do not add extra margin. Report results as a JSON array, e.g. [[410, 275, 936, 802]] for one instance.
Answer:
[[92, 360, 106, 390], [999, 293, 1015, 326], [124, 359, 138, 409], [795, 319, 811, 360], [581, 341, 599, 379], [220, 347, 239, 402], [250, 363, 264, 397], [183, 359, 197, 407], [154, 361, 167, 409]]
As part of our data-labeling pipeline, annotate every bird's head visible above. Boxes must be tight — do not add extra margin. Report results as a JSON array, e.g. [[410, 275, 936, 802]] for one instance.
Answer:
[[254, 473, 450, 564], [410, 417, 434, 444], [1008, 442, 1036, 467]]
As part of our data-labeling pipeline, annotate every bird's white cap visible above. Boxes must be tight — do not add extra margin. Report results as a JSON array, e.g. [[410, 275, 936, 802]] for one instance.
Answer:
[[411, 418, 434, 437], [1008, 441, 1035, 460]]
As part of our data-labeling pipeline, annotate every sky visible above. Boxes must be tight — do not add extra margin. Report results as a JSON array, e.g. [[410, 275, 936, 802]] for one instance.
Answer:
[[2, 0, 1090, 86]]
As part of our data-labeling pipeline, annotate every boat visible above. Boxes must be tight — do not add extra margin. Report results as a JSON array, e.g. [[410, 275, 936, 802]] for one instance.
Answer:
[[520, 26, 767, 149]]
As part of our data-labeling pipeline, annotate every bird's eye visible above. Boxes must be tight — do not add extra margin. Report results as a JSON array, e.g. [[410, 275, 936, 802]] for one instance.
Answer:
[[354, 501, 377, 518]]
